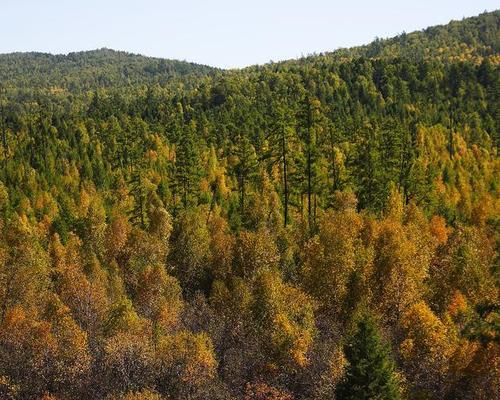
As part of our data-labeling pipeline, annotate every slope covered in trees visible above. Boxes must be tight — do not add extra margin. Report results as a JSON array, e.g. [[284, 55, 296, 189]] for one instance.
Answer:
[[0, 10, 498, 400], [296, 10, 500, 63], [0, 48, 216, 91]]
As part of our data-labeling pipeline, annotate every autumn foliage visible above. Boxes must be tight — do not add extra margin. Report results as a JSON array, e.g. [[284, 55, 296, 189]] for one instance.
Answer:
[[0, 10, 499, 400]]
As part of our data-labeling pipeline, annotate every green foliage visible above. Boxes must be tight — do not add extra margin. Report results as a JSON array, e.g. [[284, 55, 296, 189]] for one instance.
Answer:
[[0, 10, 497, 400], [336, 313, 401, 400]]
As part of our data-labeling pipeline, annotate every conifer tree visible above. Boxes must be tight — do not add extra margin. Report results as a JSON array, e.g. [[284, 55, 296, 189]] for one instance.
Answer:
[[129, 168, 147, 227], [0, 86, 7, 165], [232, 133, 258, 221], [336, 313, 401, 400], [174, 120, 201, 209], [353, 123, 385, 211], [297, 94, 323, 232], [268, 100, 295, 226]]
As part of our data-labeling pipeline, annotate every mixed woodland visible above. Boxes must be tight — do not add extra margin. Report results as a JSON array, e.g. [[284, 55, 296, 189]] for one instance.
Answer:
[[0, 10, 498, 400]]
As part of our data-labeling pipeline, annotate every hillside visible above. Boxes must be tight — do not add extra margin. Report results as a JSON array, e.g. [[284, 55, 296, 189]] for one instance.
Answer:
[[332, 10, 500, 61], [0, 48, 216, 91], [0, 10, 498, 400]]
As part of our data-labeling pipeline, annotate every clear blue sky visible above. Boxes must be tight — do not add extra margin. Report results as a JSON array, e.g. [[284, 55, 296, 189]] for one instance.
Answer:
[[1, 0, 498, 68]]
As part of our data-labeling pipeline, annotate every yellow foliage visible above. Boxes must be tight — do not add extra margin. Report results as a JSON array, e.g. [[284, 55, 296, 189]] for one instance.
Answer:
[[429, 215, 450, 245], [302, 208, 363, 312], [254, 270, 316, 370], [157, 331, 217, 385], [447, 291, 468, 318]]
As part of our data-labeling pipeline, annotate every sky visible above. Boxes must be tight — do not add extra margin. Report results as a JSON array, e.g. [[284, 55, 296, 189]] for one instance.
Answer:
[[1, 0, 498, 69]]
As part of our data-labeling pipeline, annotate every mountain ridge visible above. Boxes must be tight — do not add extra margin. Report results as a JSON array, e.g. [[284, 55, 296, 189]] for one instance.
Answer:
[[0, 10, 498, 81], [0, 47, 217, 91]]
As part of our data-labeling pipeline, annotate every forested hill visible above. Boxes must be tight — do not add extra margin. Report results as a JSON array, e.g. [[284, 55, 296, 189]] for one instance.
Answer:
[[1, 10, 498, 90], [0, 48, 216, 90], [0, 10, 498, 400], [268, 10, 500, 67]]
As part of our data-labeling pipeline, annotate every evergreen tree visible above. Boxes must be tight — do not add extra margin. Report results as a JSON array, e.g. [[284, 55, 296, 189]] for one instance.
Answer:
[[268, 101, 295, 226], [297, 94, 323, 232], [129, 168, 148, 227], [0, 85, 7, 165], [352, 123, 386, 211], [173, 120, 201, 210], [232, 133, 258, 221], [336, 313, 401, 400]]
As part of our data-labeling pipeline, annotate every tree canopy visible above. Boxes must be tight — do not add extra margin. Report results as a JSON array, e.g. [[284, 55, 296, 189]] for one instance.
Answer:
[[0, 9, 498, 400]]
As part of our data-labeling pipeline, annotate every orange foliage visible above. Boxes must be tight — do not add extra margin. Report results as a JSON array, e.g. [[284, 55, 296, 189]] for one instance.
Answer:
[[429, 215, 450, 245]]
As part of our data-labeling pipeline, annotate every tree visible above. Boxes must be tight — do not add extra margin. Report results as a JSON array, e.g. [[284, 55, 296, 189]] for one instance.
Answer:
[[101, 331, 156, 396], [135, 264, 183, 337], [83, 193, 107, 256], [156, 331, 217, 398], [252, 270, 316, 371], [370, 203, 433, 325], [42, 295, 93, 398], [301, 207, 364, 318], [268, 100, 296, 227], [52, 233, 109, 336], [243, 382, 294, 400], [429, 225, 497, 313], [108, 390, 163, 400], [399, 301, 457, 398], [207, 215, 234, 281], [0, 375, 19, 400], [0, 216, 50, 322], [297, 94, 323, 233], [105, 212, 132, 261], [352, 122, 386, 211], [173, 120, 201, 210], [169, 209, 211, 295], [336, 313, 401, 400], [129, 168, 148, 228], [232, 133, 258, 222], [0, 86, 8, 167], [234, 228, 280, 279], [0, 298, 92, 399]]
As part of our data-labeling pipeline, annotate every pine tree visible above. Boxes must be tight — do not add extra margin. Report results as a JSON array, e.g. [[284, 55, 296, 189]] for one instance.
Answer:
[[336, 313, 401, 400], [174, 120, 201, 209], [129, 168, 147, 227], [233, 133, 258, 221], [324, 120, 345, 198], [297, 94, 323, 232], [353, 123, 386, 211], [0, 85, 7, 165], [126, 118, 150, 228], [268, 101, 295, 226]]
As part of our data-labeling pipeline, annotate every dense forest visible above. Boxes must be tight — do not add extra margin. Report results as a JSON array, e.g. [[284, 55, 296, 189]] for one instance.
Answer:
[[0, 10, 498, 400]]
